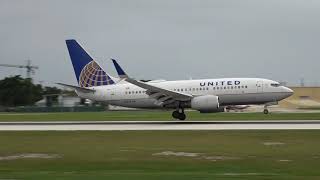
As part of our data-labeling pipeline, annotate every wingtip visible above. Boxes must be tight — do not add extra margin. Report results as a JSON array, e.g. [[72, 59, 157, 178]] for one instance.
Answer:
[[65, 39, 76, 43], [111, 58, 128, 78]]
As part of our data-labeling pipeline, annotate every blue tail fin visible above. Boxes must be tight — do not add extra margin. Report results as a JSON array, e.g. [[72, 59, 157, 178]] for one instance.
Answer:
[[65, 39, 115, 87]]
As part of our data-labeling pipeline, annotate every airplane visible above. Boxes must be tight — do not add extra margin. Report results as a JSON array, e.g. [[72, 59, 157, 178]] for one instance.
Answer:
[[59, 39, 294, 120]]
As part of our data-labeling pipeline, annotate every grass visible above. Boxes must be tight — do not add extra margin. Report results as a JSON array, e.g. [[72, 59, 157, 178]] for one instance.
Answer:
[[0, 131, 320, 179], [0, 111, 320, 121]]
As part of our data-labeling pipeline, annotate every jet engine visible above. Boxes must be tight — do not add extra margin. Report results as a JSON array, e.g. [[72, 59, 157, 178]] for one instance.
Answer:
[[191, 95, 224, 113]]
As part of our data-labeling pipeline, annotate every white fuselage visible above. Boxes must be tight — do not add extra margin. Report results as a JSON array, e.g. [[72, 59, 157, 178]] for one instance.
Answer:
[[76, 78, 293, 109]]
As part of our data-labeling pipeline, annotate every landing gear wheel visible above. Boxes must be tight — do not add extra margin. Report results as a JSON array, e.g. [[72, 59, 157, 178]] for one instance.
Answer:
[[172, 110, 186, 120], [178, 113, 186, 120], [172, 111, 180, 119], [263, 109, 269, 114]]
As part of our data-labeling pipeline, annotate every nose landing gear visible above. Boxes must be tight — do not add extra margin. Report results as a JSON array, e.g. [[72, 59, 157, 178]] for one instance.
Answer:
[[263, 101, 278, 114], [172, 109, 186, 120]]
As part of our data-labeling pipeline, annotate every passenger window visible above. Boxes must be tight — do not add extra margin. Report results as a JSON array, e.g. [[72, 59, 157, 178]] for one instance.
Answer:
[[231, 86, 233, 89], [129, 92, 131, 94], [213, 87, 215, 90], [224, 87, 226, 89], [245, 85, 248, 88], [193, 88, 195, 91], [196, 88, 199, 91], [206, 87, 209, 90], [181, 89, 183, 92], [238, 86, 241, 89]]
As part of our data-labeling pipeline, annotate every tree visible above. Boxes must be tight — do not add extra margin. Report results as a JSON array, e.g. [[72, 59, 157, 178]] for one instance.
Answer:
[[0, 76, 43, 107]]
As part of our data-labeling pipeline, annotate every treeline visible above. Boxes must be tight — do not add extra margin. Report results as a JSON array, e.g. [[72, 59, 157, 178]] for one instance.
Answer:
[[0, 76, 64, 107]]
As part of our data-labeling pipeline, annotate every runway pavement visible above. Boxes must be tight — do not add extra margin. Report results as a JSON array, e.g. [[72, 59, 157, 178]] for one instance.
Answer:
[[0, 120, 320, 131]]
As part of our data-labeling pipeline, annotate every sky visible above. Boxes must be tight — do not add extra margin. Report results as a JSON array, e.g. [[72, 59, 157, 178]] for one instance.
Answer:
[[0, 0, 319, 87]]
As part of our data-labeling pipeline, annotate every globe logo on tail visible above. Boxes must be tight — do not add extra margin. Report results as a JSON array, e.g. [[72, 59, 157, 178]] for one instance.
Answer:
[[79, 61, 114, 87]]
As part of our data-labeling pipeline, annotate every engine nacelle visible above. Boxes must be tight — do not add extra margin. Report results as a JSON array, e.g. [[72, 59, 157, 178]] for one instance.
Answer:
[[191, 95, 224, 113]]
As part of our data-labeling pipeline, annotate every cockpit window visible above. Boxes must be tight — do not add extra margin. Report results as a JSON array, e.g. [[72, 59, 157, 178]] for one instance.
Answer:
[[271, 83, 280, 87]]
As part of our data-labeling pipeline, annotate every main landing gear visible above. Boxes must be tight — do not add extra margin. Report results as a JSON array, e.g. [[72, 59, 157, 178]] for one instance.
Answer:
[[172, 109, 186, 120]]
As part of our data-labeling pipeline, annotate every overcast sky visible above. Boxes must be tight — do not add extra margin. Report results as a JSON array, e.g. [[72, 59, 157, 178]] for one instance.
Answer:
[[0, 0, 319, 86]]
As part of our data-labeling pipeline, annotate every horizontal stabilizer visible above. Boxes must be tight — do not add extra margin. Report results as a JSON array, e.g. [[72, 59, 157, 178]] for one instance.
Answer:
[[56, 83, 95, 93]]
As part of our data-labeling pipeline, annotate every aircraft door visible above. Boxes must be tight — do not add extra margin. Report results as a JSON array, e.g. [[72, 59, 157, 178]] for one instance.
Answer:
[[105, 88, 116, 100], [257, 81, 263, 93]]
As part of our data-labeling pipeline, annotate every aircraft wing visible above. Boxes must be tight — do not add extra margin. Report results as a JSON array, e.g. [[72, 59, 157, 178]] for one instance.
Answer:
[[56, 83, 95, 93], [111, 59, 192, 105]]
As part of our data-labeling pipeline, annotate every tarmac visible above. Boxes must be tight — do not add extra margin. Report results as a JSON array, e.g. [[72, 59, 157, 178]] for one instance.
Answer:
[[0, 120, 320, 131]]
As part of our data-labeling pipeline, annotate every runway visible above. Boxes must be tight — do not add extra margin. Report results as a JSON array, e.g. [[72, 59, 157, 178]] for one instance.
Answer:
[[0, 120, 320, 131]]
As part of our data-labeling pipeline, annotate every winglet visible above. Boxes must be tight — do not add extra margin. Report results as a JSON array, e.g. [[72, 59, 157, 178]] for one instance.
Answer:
[[111, 59, 128, 78]]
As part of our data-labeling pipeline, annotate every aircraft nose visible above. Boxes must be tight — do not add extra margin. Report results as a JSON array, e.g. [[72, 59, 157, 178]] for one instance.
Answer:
[[283, 86, 294, 97]]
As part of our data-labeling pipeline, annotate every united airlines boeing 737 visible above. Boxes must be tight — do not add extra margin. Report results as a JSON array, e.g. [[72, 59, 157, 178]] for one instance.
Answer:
[[59, 39, 293, 120]]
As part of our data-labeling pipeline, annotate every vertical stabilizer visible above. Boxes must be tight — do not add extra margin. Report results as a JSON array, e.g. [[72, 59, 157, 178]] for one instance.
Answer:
[[65, 39, 115, 87]]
